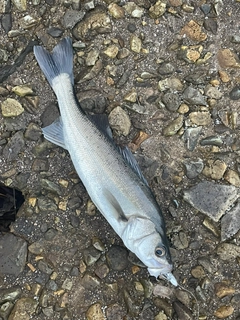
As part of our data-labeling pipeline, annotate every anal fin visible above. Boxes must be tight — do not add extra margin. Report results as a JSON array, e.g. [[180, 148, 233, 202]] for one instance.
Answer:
[[42, 117, 67, 149]]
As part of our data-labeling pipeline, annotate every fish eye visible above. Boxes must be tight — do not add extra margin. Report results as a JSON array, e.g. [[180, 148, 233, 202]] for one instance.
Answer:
[[155, 246, 166, 257]]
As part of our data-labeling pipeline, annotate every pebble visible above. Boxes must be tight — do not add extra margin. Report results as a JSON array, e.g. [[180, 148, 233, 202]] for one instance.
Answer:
[[28, 241, 44, 254], [148, 0, 166, 19], [203, 18, 218, 35], [108, 106, 131, 136], [3, 131, 25, 161], [47, 27, 63, 38], [158, 62, 175, 75], [106, 245, 129, 271], [203, 217, 221, 237], [108, 3, 125, 19], [124, 89, 137, 103], [172, 231, 189, 249], [173, 301, 192, 320], [103, 45, 119, 58], [184, 126, 202, 151], [86, 303, 105, 320], [219, 70, 230, 83], [8, 298, 38, 320], [85, 49, 99, 66], [214, 305, 234, 319], [1, 98, 24, 117], [183, 181, 238, 222], [105, 303, 124, 320], [62, 9, 85, 29], [224, 169, 240, 187], [202, 159, 227, 180], [229, 86, 240, 100], [182, 86, 206, 105], [215, 282, 235, 298], [81, 273, 100, 290], [189, 111, 211, 126], [41, 178, 61, 194], [12, 85, 33, 96], [183, 158, 204, 179], [73, 9, 112, 40], [181, 20, 207, 42], [158, 77, 183, 92], [124, 2, 144, 18], [191, 265, 205, 279], [200, 136, 223, 147], [38, 197, 57, 211], [32, 158, 49, 172], [19, 15, 39, 29], [130, 35, 142, 53], [12, 0, 26, 11], [217, 48, 240, 69], [221, 201, 240, 241], [163, 115, 183, 136], [162, 91, 181, 112], [38, 260, 53, 275], [24, 122, 42, 141], [204, 85, 223, 99], [95, 263, 109, 279], [217, 243, 240, 260], [44, 228, 58, 241], [83, 246, 101, 266]]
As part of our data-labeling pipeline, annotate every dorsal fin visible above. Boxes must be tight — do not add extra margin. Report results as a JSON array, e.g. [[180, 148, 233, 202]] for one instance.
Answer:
[[118, 146, 149, 186]]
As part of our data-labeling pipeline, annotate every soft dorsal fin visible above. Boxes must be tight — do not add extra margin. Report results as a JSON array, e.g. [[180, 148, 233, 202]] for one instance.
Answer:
[[118, 146, 149, 186], [89, 114, 113, 140]]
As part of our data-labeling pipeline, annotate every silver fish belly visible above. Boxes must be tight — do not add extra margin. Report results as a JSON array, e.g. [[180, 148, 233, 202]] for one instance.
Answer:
[[34, 37, 178, 286]]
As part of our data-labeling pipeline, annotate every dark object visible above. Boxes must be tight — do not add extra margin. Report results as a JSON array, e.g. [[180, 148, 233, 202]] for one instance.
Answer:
[[0, 39, 39, 83], [0, 184, 25, 232]]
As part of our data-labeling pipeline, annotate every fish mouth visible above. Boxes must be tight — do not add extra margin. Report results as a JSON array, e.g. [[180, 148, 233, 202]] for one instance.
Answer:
[[148, 265, 173, 278]]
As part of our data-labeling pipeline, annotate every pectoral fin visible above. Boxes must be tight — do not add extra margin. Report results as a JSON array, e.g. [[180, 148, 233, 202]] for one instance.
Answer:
[[103, 189, 128, 222], [42, 117, 67, 149]]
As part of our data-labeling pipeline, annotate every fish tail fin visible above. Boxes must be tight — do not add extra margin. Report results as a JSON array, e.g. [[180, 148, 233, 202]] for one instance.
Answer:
[[33, 37, 74, 88]]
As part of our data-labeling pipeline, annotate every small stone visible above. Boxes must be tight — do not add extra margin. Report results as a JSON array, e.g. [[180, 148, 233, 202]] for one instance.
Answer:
[[104, 45, 119, 58], [124, 89, 137, 103], [178, 46, 201, 63], [217, 49, 240, 69], [181, 20, 207, 42], [202, 159, 227, 180], [73, 9, 112, 41], [12, 0, 26, 11], [173, 301, 192, 320], [219, 70, 230, 83], [87, 200, 96, 216], [172, 231, 189, 249], [130, 35, 142, 53], [158, 62, 175, 75], [108, 106, 131, 136], [224, 169, 240, 187], [47, 27, 63, 38], [12, 85, 33, 96], [214, 305, 234, 319], [0, 287, 21, 302], [200, 136, 223, 147], [183, 159, 204, 179], [41, 178, 61, 194], [83, 246, 101, 266], [204, 85, 223, 99], [178, 104, 189, 114], [38, 197, 57, 211], [62, 278, 73, 291], [162, 92, 181, 112], [229, 86, 240, 100], [95, 264, 109, 279], [24, 122, 42, 141], [44, 228, 57, 241], [108, 3, 125, 19], [149, 0, 166, 19], [158, 77, 183, 92], [106, 303, 124, 320], [182, 86, 206, 105], [85, 49, 99, 66], [1, 98, 24, 117], [106, 245, 128, 271], [92, 237, 105, 252], [217, 243, 240, 261], [221, 202, 240, 241], [82, 273, 100, 290], [86, 303, 105, 320], [189, 111, 212, 126], [183, 181, 238, 222], [8, 298, 38, 320], [19, 15, 39, 29], [163, 115, 183, 136], [215, 282, 235, 298], [191, 265, 205, 279], [203, 18, 218, 34], [154, 311, 168, 320], [62, 9, 85, 29], [38, 260, 53, 275], [117, 48, 130, 59], [3, 131, 25, 161], [28, 241, 44, 255]]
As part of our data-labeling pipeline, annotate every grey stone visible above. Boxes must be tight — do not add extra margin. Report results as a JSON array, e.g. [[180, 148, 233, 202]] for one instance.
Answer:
[[200, 136, 223, 147], [46, 280, 58, 291], [217, 243, 240, 260], [204, 85, 223, 99], [81, 273, 100, 290], [47, 27, 63, 38], [83, 246, 101, 266], [158, 62, 175, 75], [44, 228, 57, 241], [0, 233, 27, 276], [38, 197, 57, 211], [62, 9, 85, 29], [4, 115, 27, 131], [173, 301, 192, 320], [221, 201, 240, 241], [38, 260, 53, 275], [31, 158, 49, 172], [182, 86, 207, 105], [2, 131, 25, 161], [1, 13, 12, 33], [162, 92, 181, 112], [183, 181, 238, 222], [40, 178, 61, 194], [184, 126, 202, 151], [0, 301, 14, 319], [0, 287, 21, 303], [106, 245, 129, 271], [229, 86, 240, 100], [183, 159, 204, 179]]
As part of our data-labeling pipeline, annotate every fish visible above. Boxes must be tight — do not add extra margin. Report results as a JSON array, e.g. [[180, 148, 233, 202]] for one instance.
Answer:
[[33, 37, 178, 286]]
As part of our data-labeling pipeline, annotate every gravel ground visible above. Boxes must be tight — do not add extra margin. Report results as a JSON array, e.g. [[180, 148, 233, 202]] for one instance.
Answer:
[[1, 0, 240, 319]]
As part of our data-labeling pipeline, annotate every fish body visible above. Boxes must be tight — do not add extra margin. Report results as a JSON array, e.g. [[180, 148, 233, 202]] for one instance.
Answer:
[[34, 38, 177, 286]]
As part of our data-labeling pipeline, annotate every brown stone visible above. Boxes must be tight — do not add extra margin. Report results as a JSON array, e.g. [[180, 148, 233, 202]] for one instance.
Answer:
[[181, 20, 207, 42], [214, 305, 234, 319], [215, 282, 235, 298], [217, 49, 240, 69]]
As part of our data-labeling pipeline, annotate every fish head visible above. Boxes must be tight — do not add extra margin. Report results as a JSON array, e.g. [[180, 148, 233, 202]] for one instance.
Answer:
[[122, 217, 174, 282]]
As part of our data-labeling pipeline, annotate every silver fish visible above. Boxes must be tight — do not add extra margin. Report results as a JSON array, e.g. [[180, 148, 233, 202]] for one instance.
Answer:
[[34, 38, 178, 286]]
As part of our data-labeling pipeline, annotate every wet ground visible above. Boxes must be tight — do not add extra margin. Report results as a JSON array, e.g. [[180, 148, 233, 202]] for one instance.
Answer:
[[1, 0, 240, 319]]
